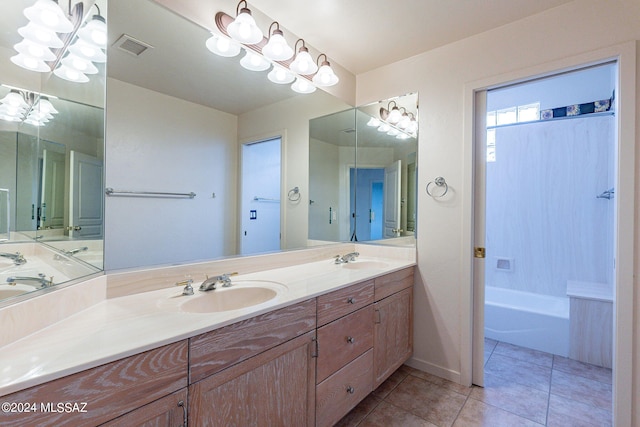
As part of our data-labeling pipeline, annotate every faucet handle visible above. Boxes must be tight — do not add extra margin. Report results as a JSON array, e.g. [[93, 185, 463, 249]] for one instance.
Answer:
[[176, 278, 194, 295], [220, 272, 238, 287]]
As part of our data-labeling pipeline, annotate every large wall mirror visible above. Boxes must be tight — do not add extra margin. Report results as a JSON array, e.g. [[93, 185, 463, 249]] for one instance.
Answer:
[[0, 0, 106, 304], [309, 93, 418, 246], [0, 0, 417, 306]]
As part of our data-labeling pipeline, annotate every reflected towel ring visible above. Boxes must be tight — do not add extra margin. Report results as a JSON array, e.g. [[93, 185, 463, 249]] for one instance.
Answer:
[[288, 186, 301, 202], [426, 176, 448, 198]]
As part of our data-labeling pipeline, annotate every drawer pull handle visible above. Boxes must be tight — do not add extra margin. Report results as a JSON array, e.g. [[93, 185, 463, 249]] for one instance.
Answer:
[[346, 386, 355, 394], [346, 336, 355, 344], [347, 297, 355, 304]]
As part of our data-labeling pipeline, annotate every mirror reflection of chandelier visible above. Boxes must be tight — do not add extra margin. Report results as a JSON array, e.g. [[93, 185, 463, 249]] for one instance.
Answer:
[[11, 0, 106, 83], [0, 86, 59, 127]]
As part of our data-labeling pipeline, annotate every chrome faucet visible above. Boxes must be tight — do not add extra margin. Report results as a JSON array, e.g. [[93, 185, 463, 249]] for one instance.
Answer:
[[65, 246, 89, 256], [199, 272, 238, 292], [6, 273, 53, 288], [175, 278, 194, 295], [335, 252, 360, 264], [0, 252, 27, 266]]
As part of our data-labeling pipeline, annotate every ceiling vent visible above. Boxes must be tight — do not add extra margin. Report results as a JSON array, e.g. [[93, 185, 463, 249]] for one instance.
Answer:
[[113, 34, 154, 57]]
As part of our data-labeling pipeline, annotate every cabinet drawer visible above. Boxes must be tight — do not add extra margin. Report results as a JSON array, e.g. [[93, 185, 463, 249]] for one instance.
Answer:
[[317, 280, 374, 326], [1, 341, 188, 427], [374, 267, 414, 301], [316, 305, 374, 383], [190, 298, 316, 382], [316, 349, 373, 427]]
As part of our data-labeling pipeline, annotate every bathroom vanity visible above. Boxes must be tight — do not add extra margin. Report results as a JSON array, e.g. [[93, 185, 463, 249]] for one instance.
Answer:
[[0, 246, 414, 426]]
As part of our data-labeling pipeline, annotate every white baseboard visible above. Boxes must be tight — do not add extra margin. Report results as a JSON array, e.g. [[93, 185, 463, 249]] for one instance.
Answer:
[[405, 356, 462, 384]]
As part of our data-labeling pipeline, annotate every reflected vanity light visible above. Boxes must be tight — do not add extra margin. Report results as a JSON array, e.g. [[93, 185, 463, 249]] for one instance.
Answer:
[[0, 86, 60, 127], [208, 1, 338, 94], [76, 14, 107, 48], [53, 64, 89, 82], [291, 77, 316, 94], [206, 33, 241, 57], [12, 1, 106, 84], [18, 22, 64, 48], [240, 49, 271, 71], [23, 0, 74, 33], [372, 100, 419, 140], [366, 117, 380, 127], [268, 65, 295, 84]]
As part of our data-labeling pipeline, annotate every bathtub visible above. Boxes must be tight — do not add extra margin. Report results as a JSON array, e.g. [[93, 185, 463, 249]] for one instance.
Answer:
[[484, 286, 570, 356]]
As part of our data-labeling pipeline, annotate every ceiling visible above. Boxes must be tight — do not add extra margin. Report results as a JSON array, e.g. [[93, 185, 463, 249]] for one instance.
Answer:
[[248, 0, 575, 75], [1, 0, 575, 118]]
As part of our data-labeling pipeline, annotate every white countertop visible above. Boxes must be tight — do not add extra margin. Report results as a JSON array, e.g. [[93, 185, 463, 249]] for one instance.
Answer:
[[0, 256, 414, 396]]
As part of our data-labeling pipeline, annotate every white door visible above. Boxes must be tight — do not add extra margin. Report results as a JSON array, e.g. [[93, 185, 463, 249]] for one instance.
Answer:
[[383, 160, 402, 237], [40, 149, 65, 230], [240, 137, 281, 255], [69, 151, 103, 238]]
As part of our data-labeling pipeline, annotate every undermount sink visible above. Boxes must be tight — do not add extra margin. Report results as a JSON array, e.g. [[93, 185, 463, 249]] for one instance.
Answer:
[[340, 260, 389, 270], [176, 280, 285, 313]]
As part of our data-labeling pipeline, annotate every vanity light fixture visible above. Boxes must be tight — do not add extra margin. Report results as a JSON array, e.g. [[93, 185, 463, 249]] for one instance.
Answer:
[[312, 54, 339, 87], [289, 39, 318, 75], [262, 22, 293, 61], [226, 0, 263, 44], [208, 2, 339, 94]]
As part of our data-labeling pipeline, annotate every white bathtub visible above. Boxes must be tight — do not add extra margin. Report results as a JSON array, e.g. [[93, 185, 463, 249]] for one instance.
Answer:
[[484, 286, 570, 356]]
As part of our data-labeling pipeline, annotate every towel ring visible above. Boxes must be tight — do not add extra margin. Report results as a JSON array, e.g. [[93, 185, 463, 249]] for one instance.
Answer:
[[426, 176, 448, 198], [288, 187, 301, 202]]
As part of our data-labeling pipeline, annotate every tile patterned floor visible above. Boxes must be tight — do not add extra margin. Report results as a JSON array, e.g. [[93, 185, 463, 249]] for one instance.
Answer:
[[335, 339, 613, 427]]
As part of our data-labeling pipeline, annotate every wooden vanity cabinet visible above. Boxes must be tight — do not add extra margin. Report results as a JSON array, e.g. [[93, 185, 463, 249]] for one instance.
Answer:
[[373, 268, 414, 388], [100, 388, 187, 426], [1, 341, 188, 427], [315, 281, 375, 427], [187, 299, 318, 426], [189, 331, 317, 427]]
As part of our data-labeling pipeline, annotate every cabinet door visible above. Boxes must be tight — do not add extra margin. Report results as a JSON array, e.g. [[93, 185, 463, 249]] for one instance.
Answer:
[[189, 331, 316, 427], [373, 287, 413, 388], [101, 388, 187, 427]]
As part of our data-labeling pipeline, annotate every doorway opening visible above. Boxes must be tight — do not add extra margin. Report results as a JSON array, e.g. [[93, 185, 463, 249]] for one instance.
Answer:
[[239, 136, 281, 255], [473, 62, 617, 425]]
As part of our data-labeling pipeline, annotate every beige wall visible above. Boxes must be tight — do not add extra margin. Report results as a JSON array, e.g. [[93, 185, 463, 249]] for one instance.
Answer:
[[355, 0, 639, 425], [105, 78, 238, 270]]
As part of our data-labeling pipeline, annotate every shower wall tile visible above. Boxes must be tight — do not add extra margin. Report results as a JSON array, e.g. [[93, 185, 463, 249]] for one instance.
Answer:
[[486, 115, 615, 297]]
